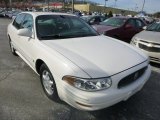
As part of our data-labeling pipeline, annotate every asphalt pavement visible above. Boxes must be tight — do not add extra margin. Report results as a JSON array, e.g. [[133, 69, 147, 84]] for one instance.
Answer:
[[0, 18, 160, 120]]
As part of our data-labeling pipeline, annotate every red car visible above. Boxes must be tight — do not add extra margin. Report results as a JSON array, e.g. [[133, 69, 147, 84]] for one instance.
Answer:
[[93, 17, 147, 43]]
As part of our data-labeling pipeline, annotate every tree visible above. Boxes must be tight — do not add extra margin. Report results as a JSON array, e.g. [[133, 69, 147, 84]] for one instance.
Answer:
[[108, 11, 113, 18], [153, 12, 160, 18]]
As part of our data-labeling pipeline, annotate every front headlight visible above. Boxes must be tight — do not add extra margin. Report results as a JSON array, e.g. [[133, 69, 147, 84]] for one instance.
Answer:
[[131, 37, 138, 45], [63, 76, 112, 92]]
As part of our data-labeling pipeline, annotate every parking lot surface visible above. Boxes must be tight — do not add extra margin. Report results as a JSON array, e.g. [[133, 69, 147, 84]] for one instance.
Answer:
[[0, 18, 160, 120]]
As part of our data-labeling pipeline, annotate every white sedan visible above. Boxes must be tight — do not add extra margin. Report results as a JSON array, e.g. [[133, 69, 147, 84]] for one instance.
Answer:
[[131, 22, 160, 64], [7, 12, 151, 111]]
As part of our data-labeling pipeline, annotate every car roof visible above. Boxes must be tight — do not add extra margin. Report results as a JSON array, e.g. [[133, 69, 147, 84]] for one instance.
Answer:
[[21, 12, 76, 17]]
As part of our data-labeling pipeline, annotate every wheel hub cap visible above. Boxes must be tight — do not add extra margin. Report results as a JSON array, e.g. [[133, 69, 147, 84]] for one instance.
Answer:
[[42, 70, 54, 95]]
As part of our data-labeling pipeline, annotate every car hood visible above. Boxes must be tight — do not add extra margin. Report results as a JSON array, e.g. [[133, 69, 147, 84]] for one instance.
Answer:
[[92, 25, 117, 34], [42, 36, 146, 78], [135, 30, 160, 43]]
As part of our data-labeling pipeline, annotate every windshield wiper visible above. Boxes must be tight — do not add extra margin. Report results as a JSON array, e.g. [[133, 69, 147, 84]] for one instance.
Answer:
[[39, 32, 97, 40]]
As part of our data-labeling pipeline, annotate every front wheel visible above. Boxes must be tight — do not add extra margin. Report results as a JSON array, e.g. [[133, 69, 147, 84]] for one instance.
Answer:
[[40, 63, 60, 102]]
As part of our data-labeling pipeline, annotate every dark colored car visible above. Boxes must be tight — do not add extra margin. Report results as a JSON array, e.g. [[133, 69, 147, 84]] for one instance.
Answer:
[[81, 15, 107, 25], [0, 11, 5, 17], [93, 17, 147, 43]]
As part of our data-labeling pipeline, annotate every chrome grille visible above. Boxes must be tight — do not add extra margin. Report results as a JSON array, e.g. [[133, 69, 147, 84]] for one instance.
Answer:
[[139, 43, 160, 52], [118, 66, 147, 89], [150, 57, 160, 62], [140, 40, 160, 46]]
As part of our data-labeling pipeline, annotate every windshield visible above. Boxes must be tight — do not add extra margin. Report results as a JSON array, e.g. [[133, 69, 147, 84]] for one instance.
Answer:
[[100, 18, 126, 27], [146, 22, 160, 32], [36, 15, 98, 40]]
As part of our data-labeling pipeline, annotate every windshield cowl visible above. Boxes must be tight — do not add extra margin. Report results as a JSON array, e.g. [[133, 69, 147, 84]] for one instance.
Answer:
[[39, 34, 98, 40]]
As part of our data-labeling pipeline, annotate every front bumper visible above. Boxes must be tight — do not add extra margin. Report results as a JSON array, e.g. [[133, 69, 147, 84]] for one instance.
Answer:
[[131, 41, 160, 64], [58, 64, 151, 111], [141, 50, 160, 64]]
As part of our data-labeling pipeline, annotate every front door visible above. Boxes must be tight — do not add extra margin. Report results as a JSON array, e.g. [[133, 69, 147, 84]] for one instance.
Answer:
[[16, 14, 36, 68], [9, 13, 26, 53], [121, 19, 138, 42]]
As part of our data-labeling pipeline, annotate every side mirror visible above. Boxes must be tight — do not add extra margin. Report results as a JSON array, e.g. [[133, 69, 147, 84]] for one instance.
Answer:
[[17, 28, 32, 37], [125, 24, 134, 29], [143, 26, 147, 30]]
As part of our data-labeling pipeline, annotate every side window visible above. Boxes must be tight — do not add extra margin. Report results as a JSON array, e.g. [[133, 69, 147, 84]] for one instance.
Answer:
[[126, 19, 136, 27], [21, 14, 33, 31], [13, 14, 25, 29], [136, 19, 145, 28], [100, 17, 105, 22]]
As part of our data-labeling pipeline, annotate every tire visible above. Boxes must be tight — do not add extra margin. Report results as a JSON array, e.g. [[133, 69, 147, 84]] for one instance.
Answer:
[[40, 63, 60, 102], [9, 38, 18, 56]]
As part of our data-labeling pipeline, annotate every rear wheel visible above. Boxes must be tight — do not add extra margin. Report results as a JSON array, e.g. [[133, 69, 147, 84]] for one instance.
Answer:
[[40, 63, 60, 102], [9, 38, 18, 56]]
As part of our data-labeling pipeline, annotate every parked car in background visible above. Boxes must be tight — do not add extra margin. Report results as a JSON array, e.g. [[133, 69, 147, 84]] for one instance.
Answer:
[[139, 16, 154, 24], [131, 22, 160, 64], [0, 10, 6, 17], [5, 11, 14, 18], [10, 11, 21, 19], [8, 12, 151, 111], [93, 17, 146, 43], [5, 10, 21, 19], [81, 15, 107, 25]]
